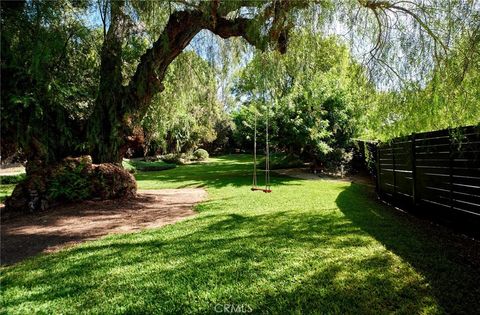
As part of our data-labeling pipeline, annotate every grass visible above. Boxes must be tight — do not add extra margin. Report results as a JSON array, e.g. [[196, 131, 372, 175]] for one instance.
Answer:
[[0, 174, 25, 202], [0, 184, 15, 203], [1, 155, 479, 314]]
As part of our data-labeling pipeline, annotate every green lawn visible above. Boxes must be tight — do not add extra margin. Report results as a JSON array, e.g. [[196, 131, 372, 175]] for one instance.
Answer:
[[0, 174, 25, 203], [1, 155, 479, 314], [0, 184, 16, 203]]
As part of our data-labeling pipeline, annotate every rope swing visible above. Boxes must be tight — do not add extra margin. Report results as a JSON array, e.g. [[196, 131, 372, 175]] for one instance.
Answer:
[[251, 56, 272, 193], [251, 104, 271, 193]]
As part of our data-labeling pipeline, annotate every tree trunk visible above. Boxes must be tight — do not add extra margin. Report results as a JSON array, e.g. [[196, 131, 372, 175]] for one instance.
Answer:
[[88, 0, 129, 164]]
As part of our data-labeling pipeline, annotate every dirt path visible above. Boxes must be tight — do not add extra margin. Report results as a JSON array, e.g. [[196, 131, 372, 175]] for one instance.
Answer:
[[0, 189, 207, 265], [0, 163, 25, 176]]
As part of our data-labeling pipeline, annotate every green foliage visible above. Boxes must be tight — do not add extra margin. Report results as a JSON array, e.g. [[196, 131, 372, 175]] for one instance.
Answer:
[[159, 153, 184, 165], [122, 160, 176, 172], [1, 0, 478, 192], [1, 1, 100, 161], [142, 52, 223, 155], [256, 153, 304, 170], [193, 149, 209, 161], [47, 164, 91, 202], [362, 27, 480, 141], [0, 173, 26, 185], [2, 155, 479, 314], [0, 184, 15, 203], [232, 32, 371, 168], [137, 164, 176, 172], [122, 160, 137, 173], [361, 142, 378, 177]]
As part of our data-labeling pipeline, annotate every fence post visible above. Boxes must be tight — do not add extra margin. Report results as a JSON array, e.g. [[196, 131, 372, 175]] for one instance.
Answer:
[[449, 132, 454, 210], [392, 143, 396, 199], [411, 133, 417, 207], [376, 145, 380, 194]]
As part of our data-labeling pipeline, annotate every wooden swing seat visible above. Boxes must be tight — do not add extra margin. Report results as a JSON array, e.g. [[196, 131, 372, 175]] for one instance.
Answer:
[[251, 187, 272, 193]]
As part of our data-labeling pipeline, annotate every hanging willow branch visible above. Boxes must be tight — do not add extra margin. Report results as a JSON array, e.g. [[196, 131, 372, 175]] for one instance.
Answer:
[[126, 0, 306, 118], [358, 0, 449, 57]]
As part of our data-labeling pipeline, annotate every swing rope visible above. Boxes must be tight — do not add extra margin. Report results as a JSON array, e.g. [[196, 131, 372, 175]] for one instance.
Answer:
[[251, 57, 271, 193], [252, 106, 258, 188], [265, 99, 271, 192]]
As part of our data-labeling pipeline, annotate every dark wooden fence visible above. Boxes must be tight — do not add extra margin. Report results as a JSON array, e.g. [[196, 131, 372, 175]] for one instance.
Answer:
[[376, 125, 480, 235]]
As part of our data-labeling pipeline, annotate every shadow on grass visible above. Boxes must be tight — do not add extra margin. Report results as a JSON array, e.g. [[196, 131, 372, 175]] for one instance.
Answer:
[[336, 183, 480, 315], [1, 201, 456, 314]]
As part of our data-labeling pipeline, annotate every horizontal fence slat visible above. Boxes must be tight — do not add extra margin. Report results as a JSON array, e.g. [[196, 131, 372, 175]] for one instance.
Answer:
[[416, 159, 476, 169], [451, 168, 480, 178], [453, 190, 480, 204], [451, 200, 480, 215], [451, 175, 480, 186], [415, 129, 449, 139]]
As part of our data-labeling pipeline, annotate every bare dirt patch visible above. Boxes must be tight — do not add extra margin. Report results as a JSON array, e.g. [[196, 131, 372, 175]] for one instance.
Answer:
[[0, 163, 25, 176], [1, 189, 207, 265]]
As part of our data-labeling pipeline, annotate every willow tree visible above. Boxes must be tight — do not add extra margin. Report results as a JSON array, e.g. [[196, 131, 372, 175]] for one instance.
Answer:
[[142, 51, 224, 154], [2, 0, 477, 212]]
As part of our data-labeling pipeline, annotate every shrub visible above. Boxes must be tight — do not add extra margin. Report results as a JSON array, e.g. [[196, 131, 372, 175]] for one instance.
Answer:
[[179, 153, 194, 164], [0, 173, 26, 184], [122, 160, 137, 173], [123, 159, 176, 172], [91, 164, 136, 199], [193, 149, 209, 161], [160, 153, 182, 164], [47, 163, 91, 202], [322, 148, 353, 174], [135, 163, 176, 171], [256, 153, 304, 170]]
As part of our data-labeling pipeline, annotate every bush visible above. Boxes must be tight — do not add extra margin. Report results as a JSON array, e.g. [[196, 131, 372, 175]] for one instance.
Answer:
[[123, 159, 176, 172], [0, 173, 26, 185], [122, 160, 137, 173], [324, 148, 353, 174], [193, 149, 209, 161], [91, 164, 136, 200], [47, 163, 91, 202], [256, 153, 304, 170], [160, 153, 182, 164]]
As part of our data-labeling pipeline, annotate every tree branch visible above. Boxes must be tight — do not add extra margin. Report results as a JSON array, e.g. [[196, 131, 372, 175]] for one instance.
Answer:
[[127, 2, 299, 118], [358, 0, 449, 56]]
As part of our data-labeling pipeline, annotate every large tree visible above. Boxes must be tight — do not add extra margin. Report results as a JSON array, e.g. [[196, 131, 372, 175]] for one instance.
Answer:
[[87, 0, 303, 163]]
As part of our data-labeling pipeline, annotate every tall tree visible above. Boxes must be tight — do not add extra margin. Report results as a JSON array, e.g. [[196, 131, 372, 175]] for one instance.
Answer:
[[87, 0, 303, 163]]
